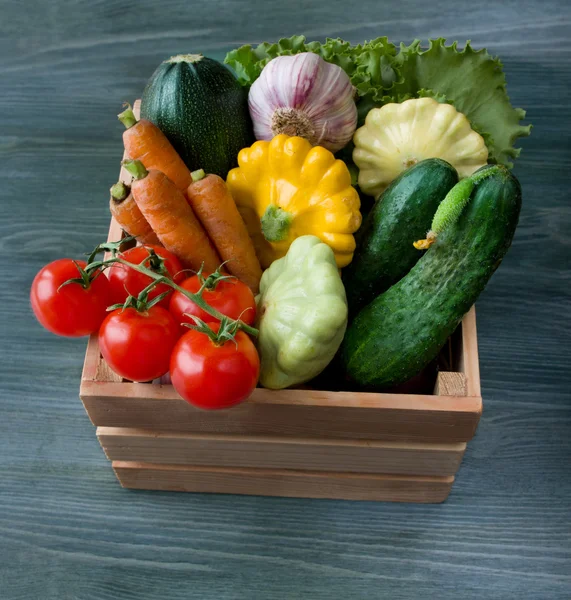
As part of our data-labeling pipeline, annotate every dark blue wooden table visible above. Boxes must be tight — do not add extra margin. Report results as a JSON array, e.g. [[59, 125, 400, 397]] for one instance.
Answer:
[[1, 1, 570, 598]]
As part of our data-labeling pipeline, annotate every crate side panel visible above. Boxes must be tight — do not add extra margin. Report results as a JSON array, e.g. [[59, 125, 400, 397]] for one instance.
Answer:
[[81, 383, 482, 442], [98, 428, 466, 476], [113, 462, 454, 503]]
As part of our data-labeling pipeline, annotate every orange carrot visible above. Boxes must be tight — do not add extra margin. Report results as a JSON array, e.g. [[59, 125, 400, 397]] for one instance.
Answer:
[[123, 160, 221, 273], [186, 170, 263, 293], [119, 104, 191, 192], [109, 181, 161, 246]]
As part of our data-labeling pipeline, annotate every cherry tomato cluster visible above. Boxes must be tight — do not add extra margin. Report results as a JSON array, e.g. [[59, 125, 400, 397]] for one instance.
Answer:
[[30, 244, 259, 410]]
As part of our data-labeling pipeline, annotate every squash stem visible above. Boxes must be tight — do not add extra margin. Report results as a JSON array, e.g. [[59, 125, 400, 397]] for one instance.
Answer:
[[261, 204, 293, 242], [118, 103, 137, 129]]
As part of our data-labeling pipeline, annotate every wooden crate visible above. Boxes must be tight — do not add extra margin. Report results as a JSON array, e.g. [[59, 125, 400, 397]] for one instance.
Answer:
[[80, 101, 482, 503]]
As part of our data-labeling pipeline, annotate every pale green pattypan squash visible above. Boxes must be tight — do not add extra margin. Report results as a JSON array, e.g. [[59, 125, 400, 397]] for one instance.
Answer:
[[354, 97, 488, 198], [256, 235, 348, 389]]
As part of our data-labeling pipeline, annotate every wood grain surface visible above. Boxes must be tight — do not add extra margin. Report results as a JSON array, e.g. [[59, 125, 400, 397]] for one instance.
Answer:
[[1, 1, 570, 598], [98, 428, 467, 476]]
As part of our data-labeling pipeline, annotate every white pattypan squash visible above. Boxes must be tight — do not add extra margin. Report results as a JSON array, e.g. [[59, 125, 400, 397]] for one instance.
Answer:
[[353, 97, 488, 198], [256, 235, 348, 389]]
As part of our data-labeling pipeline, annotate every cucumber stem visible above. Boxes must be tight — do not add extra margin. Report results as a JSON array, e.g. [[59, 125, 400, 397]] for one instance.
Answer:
[[413, 166, 502, 250], [118, 103, 137, 129], [110, 181, 130, 202], [122, 159, 148, 180]]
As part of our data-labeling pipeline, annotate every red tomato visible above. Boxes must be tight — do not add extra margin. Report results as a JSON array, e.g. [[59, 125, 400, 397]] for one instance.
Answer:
[[169, 274, 256, 332], [99, 306, 180, 382], [30, 259, 111, 337], [108, 245, 184, 308], [170, 323, 260, 410]]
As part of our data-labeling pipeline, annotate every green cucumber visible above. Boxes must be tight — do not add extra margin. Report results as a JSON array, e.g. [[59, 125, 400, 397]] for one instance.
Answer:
[[141, 54, 254, 178], [340, 165, 522, 388], [343, 159, 458, 317]]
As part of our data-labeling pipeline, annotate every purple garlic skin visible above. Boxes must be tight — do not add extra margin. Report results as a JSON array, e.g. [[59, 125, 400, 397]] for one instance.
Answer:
[[248, 53, 358, 153]]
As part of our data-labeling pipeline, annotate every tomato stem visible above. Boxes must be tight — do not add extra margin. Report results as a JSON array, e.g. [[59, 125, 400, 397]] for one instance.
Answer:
[[82, 253, 258, 337], [183, 315, 239, 347], [196, 261, 235, 293]]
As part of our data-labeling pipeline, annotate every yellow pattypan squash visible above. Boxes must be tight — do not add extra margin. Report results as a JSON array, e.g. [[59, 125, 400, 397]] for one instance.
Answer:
[[226, 134, 362, 269]]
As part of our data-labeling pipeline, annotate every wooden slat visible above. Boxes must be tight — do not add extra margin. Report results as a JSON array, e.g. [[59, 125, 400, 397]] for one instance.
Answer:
[[434, 372, 467, 397], [81, 381, 482, 442], [98, 428, 466, 476], [81, 334, 100, 382], [113, 462, 454, 503], [95, 357, 123, 383], [459, 307, 481, 397], [106, 214, 125, 243]]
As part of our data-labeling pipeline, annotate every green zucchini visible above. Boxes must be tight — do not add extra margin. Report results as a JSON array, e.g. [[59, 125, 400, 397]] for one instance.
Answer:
[[340, 165, 522, 388], [141, 54, 254, 178], [343, 158, 458, 317]]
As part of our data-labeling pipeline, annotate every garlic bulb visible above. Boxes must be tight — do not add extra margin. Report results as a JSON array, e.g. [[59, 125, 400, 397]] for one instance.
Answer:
[[248, 53, 357, 153], [354, 97, 489, 198]]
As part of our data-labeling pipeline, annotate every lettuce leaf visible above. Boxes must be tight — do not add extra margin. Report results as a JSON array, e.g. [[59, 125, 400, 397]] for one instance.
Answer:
[[347, 37, 398, 96]]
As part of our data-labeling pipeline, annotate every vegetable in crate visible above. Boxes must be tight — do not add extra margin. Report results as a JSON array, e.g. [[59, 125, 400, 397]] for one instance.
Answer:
[[340, 165, 522, 388], [225, 35, 398, 98], [100, 304, 180, 382], [107, 244, 184, 309], [109, 181, 161, 246], [353, 98, 487, 198], [227, 134, 361, 269], [118, 103, 191, 191], [122, 159, 221, 273], [169, 268, 256, 334], [30, 259, 111, 337], [226, 36, 531, 169], [387, 39, 532, 168], [248, 53, 357, 152], [186, 169, 262, 293], [170, 320, 260, 410], [141, 54, 254, 179], [343, 158, 458, 317], [256, 235, 348, 390]]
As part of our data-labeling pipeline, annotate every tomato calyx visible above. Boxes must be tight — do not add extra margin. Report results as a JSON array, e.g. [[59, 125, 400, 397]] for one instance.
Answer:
[[134, 246, 173, 278], [184, 315, 241, 347], [58, 260, 101, 291], [87, 237, 173, 279], [195, 261, 235, 292], [107, 279, 172, 314], [84, 234, 138, 267]]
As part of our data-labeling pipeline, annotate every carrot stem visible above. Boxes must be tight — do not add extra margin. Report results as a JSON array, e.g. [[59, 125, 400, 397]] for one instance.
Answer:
[[118, 103, 137, 129], [191, 169, 206, 182], [110, 181, 130, 202], [122, 159, 148, 180]]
